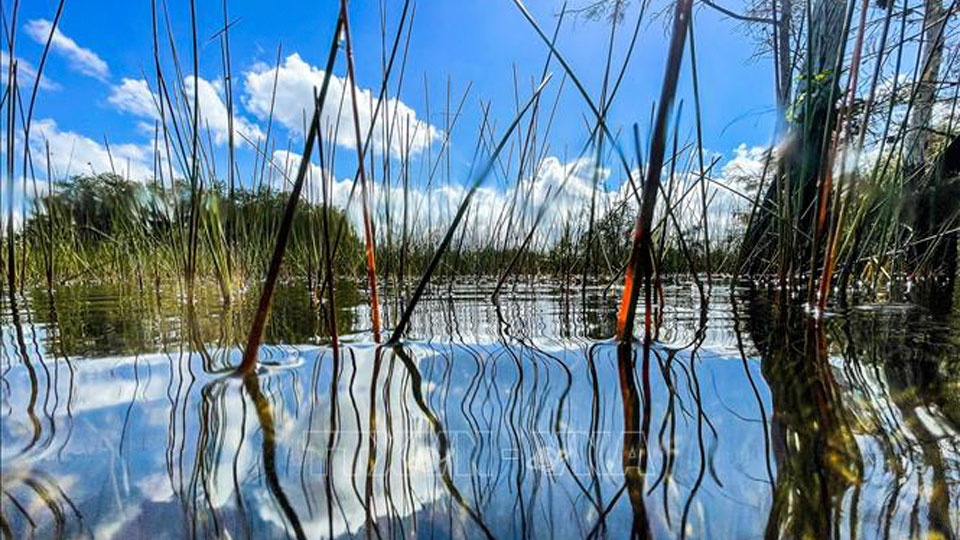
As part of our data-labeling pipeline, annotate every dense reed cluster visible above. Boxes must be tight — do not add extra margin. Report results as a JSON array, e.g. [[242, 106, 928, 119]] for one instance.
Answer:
[[14, 173, 363, 296]]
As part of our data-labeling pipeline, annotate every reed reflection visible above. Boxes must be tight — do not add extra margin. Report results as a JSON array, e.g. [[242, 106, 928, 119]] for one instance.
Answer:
[[618, 339, 651, 539], [748, 300, 863, 539], [243, 372, 307, 540], [1, 283, 959, 538]]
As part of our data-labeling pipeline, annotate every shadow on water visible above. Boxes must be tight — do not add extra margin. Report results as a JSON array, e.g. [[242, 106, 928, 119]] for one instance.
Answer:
[[1, 280, 959, 538]]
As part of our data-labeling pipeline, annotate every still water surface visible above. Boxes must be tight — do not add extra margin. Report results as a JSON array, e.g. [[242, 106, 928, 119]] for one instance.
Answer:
[[2, 282, 959, 538]]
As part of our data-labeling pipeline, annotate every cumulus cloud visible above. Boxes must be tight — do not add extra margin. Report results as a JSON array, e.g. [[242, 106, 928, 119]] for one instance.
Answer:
[[29, 118, 154, 180], [0, 51, 59, 91], [243, 53, 441, 158], [707, 141, 878, 238], [23, 19, 109, 80], [108, 76, 264, 147], [0, 178, 28, 233], [267, 148, 617, 246], [868, 72, 958, 135], [185, 76, 265, 146], [706, 143, 771, 236], [108, 78, 160, 120], [719, 143, 769, 190]]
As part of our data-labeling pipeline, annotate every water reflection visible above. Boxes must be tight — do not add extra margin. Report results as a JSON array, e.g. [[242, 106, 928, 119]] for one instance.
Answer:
[[748, 299, 863, 539], [1, 282, 958, 538]]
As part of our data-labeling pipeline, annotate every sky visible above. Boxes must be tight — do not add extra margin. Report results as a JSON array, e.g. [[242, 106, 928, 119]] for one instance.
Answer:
[[8, 0, 780, 234]]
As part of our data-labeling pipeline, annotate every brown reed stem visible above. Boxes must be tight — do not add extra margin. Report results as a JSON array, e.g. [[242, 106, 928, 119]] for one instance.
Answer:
[[616, 0, 692, 342]]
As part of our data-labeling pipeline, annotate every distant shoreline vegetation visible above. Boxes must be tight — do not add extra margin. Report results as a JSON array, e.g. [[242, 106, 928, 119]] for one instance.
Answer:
[[8, 172, 731, 294], [13, 173, 363, 297]]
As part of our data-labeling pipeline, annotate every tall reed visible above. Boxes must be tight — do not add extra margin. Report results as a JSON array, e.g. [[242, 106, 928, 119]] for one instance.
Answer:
[[237, 12, 344, 374], [616, 0, 692, 342], [340, 0, 382, 341]]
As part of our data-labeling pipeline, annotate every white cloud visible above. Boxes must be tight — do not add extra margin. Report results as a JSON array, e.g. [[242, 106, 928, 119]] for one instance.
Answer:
[[108, 78, 160, 120], [185, 76, 264, 146], [29, 118, 154, 180], [869, 72, 957, 135], [720, 144, 768, 189], [706, 144, 771, 237], [268, 149, 615, 246], [0, 51, 59, 91], [0, 178, 28, 233], [23, 19, 109, 81], [108, 76, 264, 148], [931, 99, 957, 130], [243, 53, 441, 158]]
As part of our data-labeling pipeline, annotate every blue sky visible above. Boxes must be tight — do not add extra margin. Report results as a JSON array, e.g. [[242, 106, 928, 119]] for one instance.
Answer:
[[12, 0, 778, 198]]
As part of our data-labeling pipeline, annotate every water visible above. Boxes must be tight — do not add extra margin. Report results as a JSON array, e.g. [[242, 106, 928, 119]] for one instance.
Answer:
[[2, 281, 959, 539]]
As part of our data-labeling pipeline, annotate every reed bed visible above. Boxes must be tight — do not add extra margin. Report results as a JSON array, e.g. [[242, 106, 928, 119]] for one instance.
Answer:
[[0, 0, 958, 364]]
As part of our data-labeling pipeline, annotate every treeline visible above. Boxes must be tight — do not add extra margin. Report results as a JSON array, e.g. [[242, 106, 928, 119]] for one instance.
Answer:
[[10, 173, 363, 302], [7, 172, 729, 296]]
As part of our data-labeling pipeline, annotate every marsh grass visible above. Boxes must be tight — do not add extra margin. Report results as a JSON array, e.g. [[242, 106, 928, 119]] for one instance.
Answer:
[[0, 0, 958, 362]]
